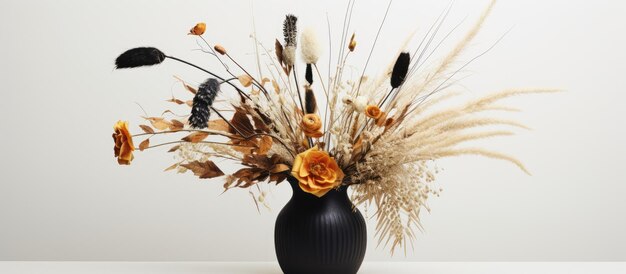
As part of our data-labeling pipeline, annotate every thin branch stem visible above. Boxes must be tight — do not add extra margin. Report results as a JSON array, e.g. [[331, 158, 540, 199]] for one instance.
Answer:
[[225, 53, 269, 96], [141, 140, 255, 150], [291, 65, 305, 113], [165, 55, 252, 102], [132, 129, 240, 139]]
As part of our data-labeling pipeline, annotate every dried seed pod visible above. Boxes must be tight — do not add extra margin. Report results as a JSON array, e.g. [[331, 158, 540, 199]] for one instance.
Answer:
[[348, 33, 356, 52], [214, 44, 226, 55]]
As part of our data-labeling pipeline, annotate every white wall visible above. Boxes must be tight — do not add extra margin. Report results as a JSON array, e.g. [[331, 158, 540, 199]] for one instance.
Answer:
[[1, 0, 625, 261]]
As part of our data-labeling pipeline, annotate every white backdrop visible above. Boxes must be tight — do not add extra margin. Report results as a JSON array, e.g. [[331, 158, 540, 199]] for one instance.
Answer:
[[1, 0, 625, 261]]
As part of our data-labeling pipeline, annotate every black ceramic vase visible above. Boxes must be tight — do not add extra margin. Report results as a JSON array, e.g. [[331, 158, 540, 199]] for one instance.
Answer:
[[274, 177, 367, 274]]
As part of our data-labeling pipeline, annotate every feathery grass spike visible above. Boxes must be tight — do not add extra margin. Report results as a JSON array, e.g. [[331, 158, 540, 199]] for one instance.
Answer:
[[283, 14, 298, 47], [189, 78, 220, 129]]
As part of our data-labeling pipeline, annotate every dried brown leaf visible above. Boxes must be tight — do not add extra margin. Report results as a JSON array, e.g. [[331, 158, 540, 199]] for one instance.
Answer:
[[164, 163, 179, 172], [139, 124, 155, 134], [238, 75, 253, 87], [185, 85, 197, 94], [230, 140, 256, 154], [223, 175, 236, 190], [139, 138, 150, 151], [167, 97, 185, 105], [230, 108, 254, 136], [232, 167, 265, 187], [170, 119, 184, 131], [174, 76, 197, 94], [168, 145, 181, 153], [270, 164, 290, 173], [182, 132, 210, 143], [242, 154, 272, 170], [252, 114, 270, 133], [275, 39, 284, 66], [208, 119, 230, 133], [261, 77, 270, 87], [272, 80, 280, 94], [143, 117, 172, 131], [257, 135, 273, 155], [181, 160, 225, 179], [270, 173, 287, 184]]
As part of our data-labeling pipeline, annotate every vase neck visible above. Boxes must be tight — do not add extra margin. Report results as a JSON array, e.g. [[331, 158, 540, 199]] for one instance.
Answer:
[[286, 176, 349, 203]]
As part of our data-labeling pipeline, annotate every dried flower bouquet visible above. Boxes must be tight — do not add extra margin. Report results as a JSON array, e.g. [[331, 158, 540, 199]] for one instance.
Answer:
[[112, 0, 555, 253]]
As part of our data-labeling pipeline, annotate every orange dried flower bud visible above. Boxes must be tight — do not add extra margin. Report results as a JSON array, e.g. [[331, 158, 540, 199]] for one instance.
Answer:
[[189, 22, 206, 35], [365, 105, 383, 119], [214, 44, 227, 55], [348, 33, 356, 52], [302, 113, 323, 138]]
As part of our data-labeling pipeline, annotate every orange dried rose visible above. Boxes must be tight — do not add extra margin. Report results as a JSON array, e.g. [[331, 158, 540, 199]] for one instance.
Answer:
[[365, 105, 383, 119], [189, 22, 206, 35], [301, 113, 323, 138], [112, 121, 135, 165], [291, 147, 344, 197]]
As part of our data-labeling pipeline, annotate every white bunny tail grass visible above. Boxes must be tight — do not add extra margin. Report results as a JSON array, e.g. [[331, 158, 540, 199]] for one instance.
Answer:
[[300, 27, 321, 64], [282, 46, 296, 67]]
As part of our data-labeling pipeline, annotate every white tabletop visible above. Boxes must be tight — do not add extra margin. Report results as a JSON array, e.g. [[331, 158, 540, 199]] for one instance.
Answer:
[[0, 262, 624, 274]]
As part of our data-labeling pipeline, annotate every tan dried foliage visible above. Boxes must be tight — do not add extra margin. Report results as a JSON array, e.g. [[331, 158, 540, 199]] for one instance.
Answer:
[[238, 75, 254, 87], [143, 117, 172, 131], [182, 132, 210, 143], [170, 119, 184, 131], [181, 160, 225, 179], [139, 124, 154, 134], [139, 138, 150, 151], [225, 154, 289, 189]]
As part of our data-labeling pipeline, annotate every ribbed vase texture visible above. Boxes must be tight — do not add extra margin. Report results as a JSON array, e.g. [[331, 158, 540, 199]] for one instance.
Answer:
[[274, 177, 367, 274]]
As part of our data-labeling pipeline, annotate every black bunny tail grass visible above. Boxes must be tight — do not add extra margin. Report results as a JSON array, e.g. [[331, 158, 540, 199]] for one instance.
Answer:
[[304, 87, 317, 114], [305, 64, 313, 85], [283, 14, 298, 47], [189, 78, 220, 129], [390, 52, 410, 88], [115, 47, 166, 69], [378, 52, 411, 107]]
